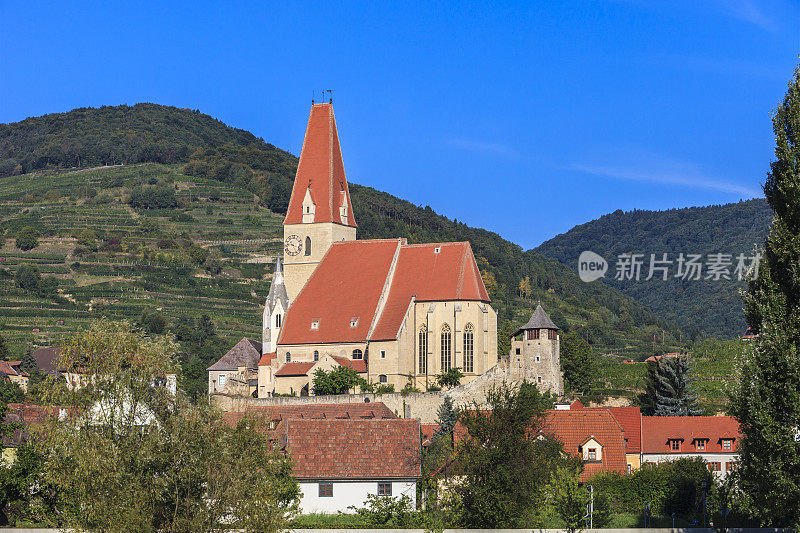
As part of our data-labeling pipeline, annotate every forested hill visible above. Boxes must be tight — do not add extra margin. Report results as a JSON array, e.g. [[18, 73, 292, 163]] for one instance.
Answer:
[[536, 200, 772, 337], [0, 104, 678, 356], [0, 103, 298, 212]]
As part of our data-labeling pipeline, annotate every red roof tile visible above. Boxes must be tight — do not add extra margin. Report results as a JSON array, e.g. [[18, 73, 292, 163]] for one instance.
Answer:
[[259, 352, 276, 366], [539, 410, 628, 481], [274, 361, 316, 377], [641, 416, 741, 454], [574, 405, 643, 453], [279, 239, 490, 345], [284, 103, 356, 228], [0, 361, 19, 376], [370, 242, 490, 340], [285, 418, 420, 479], [278, 239, 400, 345], [329, 355, 367, 373], [223, 401, 397, 434]]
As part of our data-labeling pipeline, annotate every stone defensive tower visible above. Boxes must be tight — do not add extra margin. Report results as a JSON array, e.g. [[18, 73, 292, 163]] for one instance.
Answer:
[[508, 303, 563, 394]]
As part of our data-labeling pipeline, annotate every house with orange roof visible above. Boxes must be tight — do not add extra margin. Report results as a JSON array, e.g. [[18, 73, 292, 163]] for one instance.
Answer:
[[281, 418, 421, 513], [641, 415, 741, 478], [0, 360, 29, 391], [567, 400, 643, 473], [210, 102, 499, 397]]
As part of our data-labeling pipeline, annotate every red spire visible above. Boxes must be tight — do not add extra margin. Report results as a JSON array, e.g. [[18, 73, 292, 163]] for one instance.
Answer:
[[284, 103, 357, 227]]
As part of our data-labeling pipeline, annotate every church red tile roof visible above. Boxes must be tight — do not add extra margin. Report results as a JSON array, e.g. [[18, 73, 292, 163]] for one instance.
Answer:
[[329, 355, 367, 373], [284, 418, 421, 480], [539, 410, 628, 481], [370, 242, 490, 340], [641, 416, 741, 454], [258, 352, 276, 366], [278, 239, 399, 345], [284, 103, 356, 228], [278, 239, 490, 345]]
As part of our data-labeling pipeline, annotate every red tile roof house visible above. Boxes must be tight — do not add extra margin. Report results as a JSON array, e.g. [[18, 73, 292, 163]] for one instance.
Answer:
[[441, 408, 628, 484], [567, 400, 643, 473], [0, 360, 29, 392], [282, 418, 421, 514], [2, 403, 74, 463], [538, 409, 629, 482], [641, 416, 741, 478]]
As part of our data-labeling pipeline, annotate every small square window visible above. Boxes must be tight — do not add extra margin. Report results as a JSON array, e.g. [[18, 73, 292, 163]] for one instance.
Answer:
[[696, 440, 706, 450], [535, 355, 541, 363], [722, 439, 732, 450], [381, 350, 386, 359], [670, 439, 680, 451], [434, 246, 441, 254], [627, 464, 632, 474], [319, 482, 333, 497], [707, 462, 721, 472], [515, 347, 521, 355], [350, 317, 359, 328], [377, 482, 392, 496], [379, 374, 387, 383], [537, 376, 542, 383], [588, 448, 597, 461], [311, 320, 320, 330]]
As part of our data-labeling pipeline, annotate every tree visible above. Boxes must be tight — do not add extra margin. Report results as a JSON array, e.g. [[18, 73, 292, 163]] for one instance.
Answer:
[[312, 366, 363, 395], [731, 66, 800, 528], [14, 227, 38, 251], [456, 382, 563, 528], [480, 270, 498, 299], [653, 356, 701, 416], [350, 494, 415, 527], [0, 336, 9, 361], [544, 462, 587, 533], [434, 395, 460, 437], [19, 347, 37, 375], [518, 276, 531, 299], [497, 319, 514, 360], [13, 264, 41, 292], [35, 320, 299, 532], [436, 367, 463, 389], [560, 331, 594, 394], [638, 356, 701, 416]]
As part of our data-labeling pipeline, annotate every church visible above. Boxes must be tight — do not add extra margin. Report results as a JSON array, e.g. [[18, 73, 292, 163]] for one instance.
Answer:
[[209, 102, 499, 396]]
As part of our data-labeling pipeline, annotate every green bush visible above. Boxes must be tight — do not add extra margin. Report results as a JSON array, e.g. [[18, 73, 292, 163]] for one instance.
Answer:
[[15, 226, 39, 251], [129, 186, 178, 209]]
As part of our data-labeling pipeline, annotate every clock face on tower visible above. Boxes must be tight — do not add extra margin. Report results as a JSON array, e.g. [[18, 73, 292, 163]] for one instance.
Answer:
[[284, 234, 302, 256]]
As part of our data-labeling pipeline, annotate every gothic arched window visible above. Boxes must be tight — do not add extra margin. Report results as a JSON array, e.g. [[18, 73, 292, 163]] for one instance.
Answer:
[[418, 325, 427, 374], [464, 323, 474, 373], [352, 349, 363, 360], [304, 236, 311, 256], [313, 350, 319, 362], [440, 324, 452, 372], [285, 352, 291, 362]]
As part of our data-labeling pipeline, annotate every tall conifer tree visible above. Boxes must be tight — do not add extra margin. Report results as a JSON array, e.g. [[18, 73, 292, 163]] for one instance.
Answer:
[[732, 67, 800, 527]]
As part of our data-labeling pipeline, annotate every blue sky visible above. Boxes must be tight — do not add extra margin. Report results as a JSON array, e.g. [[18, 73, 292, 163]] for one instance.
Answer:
[[1, 1, 798, 248]]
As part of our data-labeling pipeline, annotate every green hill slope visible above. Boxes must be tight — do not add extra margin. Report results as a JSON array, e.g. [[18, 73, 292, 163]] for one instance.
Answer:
[[0, 105, 691, 379], [536, 200, 771, 337]]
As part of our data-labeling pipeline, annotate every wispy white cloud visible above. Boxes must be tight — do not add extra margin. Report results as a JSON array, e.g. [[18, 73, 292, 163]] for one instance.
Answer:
[[722, 0, 778, 32], [447, 138, 519, 158], [572, 159, 760, 197]]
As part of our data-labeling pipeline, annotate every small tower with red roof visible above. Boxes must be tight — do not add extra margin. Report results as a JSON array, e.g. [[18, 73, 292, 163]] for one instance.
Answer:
[[509, 303, 563, 394]]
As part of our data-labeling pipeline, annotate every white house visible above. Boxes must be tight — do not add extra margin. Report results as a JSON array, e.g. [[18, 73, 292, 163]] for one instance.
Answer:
[[641, 415, 741, 478], [283, 418, 421, 513]]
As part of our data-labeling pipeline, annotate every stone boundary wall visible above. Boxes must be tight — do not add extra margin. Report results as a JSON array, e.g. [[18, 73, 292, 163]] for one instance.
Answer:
[[212, 391, 448, 423], [212, 363, 532, 423]]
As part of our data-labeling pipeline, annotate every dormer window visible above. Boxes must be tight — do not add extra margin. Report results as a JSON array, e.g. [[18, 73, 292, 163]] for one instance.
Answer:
[[722, 439, 733, 450], [695, 439, 708, 451], [302, 188, 315, 223], [587, 448, 597, 461], [311, 320, 320, 330], [434, 246, 441, 254], [350, 317, 359, 328], [669, 439, 681, 451]]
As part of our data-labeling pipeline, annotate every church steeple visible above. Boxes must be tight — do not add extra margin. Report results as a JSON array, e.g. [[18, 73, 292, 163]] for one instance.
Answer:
[[263, 256, 289, 355], [284, 103, 357, 228], [282, 103, 358, 301]]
